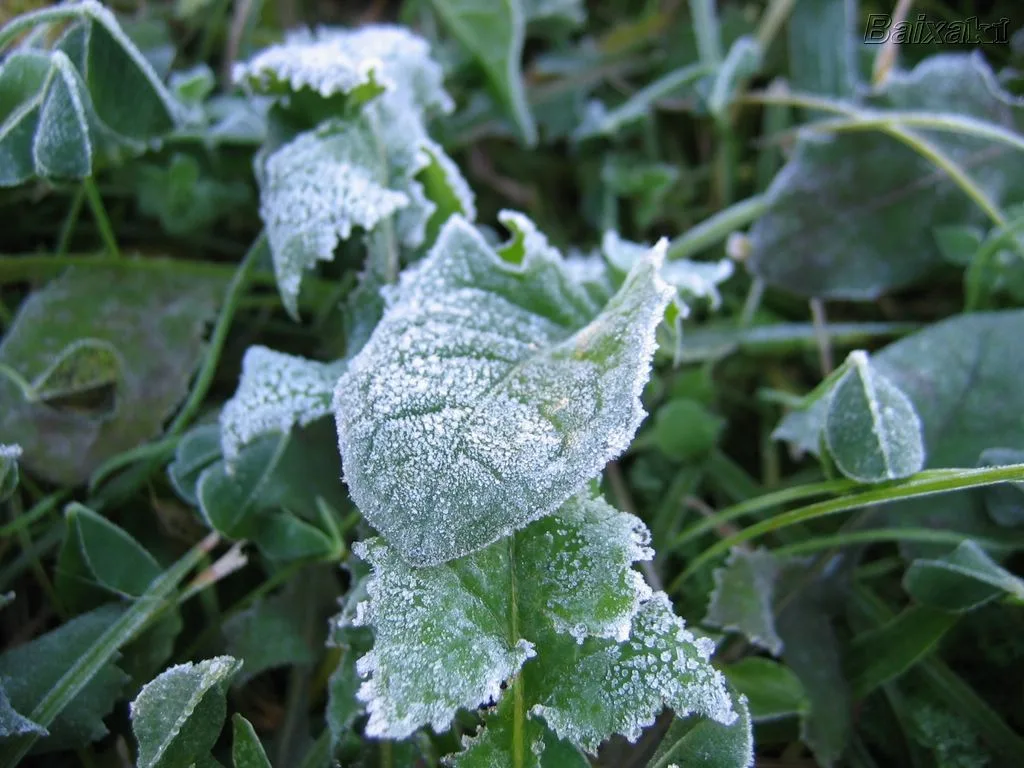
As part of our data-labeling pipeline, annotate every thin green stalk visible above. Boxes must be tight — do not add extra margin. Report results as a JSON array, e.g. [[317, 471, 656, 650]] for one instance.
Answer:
[[666, 194, 769, 260], [87, 434, 181, 494], [0, 490, 68, 537], [674, 463, 1024, 588], [82, 177, 121, 260], [0, 533, 221, 766], [166, 233, 266, 436], [56, 185, 86, 256], [687, 0, 722, 65], [806, 112, 1024, 155], [0, 527, 61, 592], [772, 528, 1024, 558], [756, 0, 797, 49]]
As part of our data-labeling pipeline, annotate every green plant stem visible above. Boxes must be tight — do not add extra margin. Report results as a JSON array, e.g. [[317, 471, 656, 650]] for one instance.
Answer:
[[166, 233, 266, 437], [0, 490, 68, 537], [56, 185, 86, 256], [0, 533, 221, 767], [82, 177, 121, 260], [674, 463, 1024, 588], [756, 0, 796, 49], [688, 0, 722, 65], [772, 528, 1024, 558], [805, 111, 1024, 155], [87, 434, 181, 494], [666, 194, 769, 260]]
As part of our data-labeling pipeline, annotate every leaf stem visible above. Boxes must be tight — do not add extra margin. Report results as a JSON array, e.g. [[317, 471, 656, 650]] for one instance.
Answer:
[[56, 185, 86, 256], [675, 463, 1024, 588], [666, 194, 769, 260], [82, 177, 121, 260], [772, 527, 1024, 558], [166, 232, 266, 436]]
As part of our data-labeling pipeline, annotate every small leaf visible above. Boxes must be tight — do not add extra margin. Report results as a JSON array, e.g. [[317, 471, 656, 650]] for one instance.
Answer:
[[0, 443, 21, 502], [136, 153, 250, 236], [0, 604, 129, 751], [703, 549, 783, 656], [32, 51, 92, 179], [647, 690, 753, 768], [231, 715, 271, 768], [428, 0, 537, 145], [748, 54, 1024, 298], [352, 492, 653, 738], [223, 589, 317, 685], [335, 214, 672, 565], [167, 423, 222, 506], [55, 502, 161, 611], [653, 398, 725, 462], [130, 656, 242, 768], [0, 266, 223, 485], [977, 447, 1024, 527], [903, 540, 1024, 612], [846, 606, 958, 699], [220, 346, 345, 463], [824, 350, 925, 483], [532, 593, 737, 753], [722, 657, 809, 723]]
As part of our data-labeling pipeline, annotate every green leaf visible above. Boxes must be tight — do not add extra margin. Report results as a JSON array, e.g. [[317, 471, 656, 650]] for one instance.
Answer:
[[846, 605, 958, 699], [428, 0, 537, 145], [223, 589, 317, 685], [530, 593, 737, 753], [653, 398, 725, 462], [219, 347, 345, 463], [748, 54, 1024, 298], [136, 153, 251, 236], [336, 214, 672, 565], [722, 657, 808, 723], [647, 690, 753, 768], [785, 0, 857, 100], [0, 605, 128, 752], [231, 714, 271, 768], [903, 540, 1024, 612], [977, 447, 1024, 527], [352, 492, 654, 738], [55, 502, 161, 611], [0, 50, 92, 186], [130, 656, 242, 768], [0, 266, 223, 485], [824, 351, 925, 483], [703, 549, 783, 655], [167, 423, 222, 507], [0, 444, 21, 502]]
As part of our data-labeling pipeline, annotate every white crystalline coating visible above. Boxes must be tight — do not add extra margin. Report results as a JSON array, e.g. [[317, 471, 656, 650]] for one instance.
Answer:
[[219, 346, 346, 463], [704, 548, 784, 656], [531, 592, 737, 754], [0, 444, 22, 460], [351, 494, 654, 739], [335, 213, 673, 566], [233, 25, 454, 115], [258, 121, 410, 317], [602, 231, 734, 310]]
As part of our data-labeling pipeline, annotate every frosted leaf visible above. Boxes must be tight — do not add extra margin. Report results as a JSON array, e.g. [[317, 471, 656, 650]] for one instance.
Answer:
[[825, 350, 926, 483], [603, 231, 734, 311], [335, 213, 672, 565], [257, 119, 409, 317], [233, 25, 453, 114], [531, 592, 736, 753], [219, 346, 346, 463], [352, 493, 653, 739], [0, 443, 21, 503], [704, 548, 784, 656]]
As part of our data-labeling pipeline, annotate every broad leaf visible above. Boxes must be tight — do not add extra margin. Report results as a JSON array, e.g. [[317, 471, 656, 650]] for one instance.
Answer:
[[428, 0, 537, 145], [223, 589, 318, 684], [326, 564, 373, 747], [824, 350, 925, 483], [231, 715, 271, 768], [0, 605, 128, 752], [130, 656, 241, 768], [352, 492, 654, 738], [531, 593, 737, 753], [0, 443, 20, 502], [55, 502, 161, 612], [978, 448, 1024, 527], [703, 548, 783, 655], [748, 53, 1024, 298], [0, 266, 223, 485], [723, 657, 808, 723], [903, 540, 1024, 612], [647, 691, 753, 768], [336, 214, 672, 565], [219, 346, 345, 463], [0, 686, 45, 739]]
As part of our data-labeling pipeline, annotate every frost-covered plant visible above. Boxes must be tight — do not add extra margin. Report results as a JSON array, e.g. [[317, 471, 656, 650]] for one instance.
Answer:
[[215, 22, 752, 766]]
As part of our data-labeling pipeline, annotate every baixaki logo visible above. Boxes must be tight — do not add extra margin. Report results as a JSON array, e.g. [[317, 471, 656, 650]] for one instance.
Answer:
[[864, 14, 1010, 45]]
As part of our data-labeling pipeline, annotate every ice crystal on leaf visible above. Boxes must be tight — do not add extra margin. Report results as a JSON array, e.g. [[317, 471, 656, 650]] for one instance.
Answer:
[[335, 213, 673, 566], [351, 493, 654, 739], [219, 346, 346, 463], [532, 592, 737, 753]]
